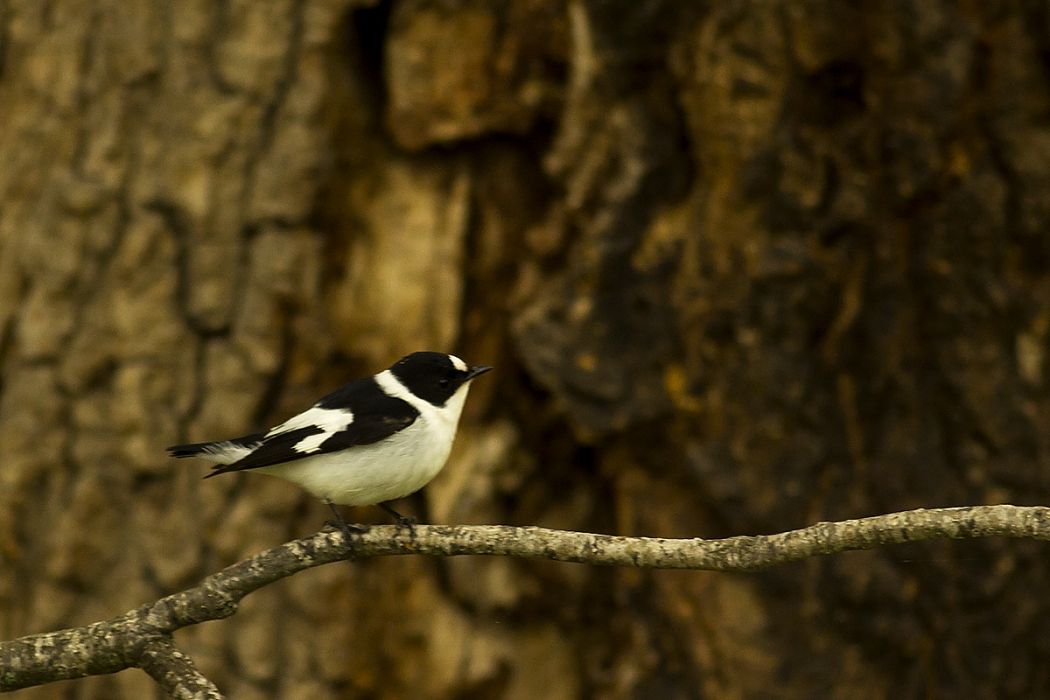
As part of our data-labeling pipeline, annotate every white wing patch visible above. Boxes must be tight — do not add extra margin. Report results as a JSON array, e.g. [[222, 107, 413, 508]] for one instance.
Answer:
[[292, 431, 332, 454], [266, 405, 355, 455], [449, 354, 468, 371], [267, 405, 354, 438]]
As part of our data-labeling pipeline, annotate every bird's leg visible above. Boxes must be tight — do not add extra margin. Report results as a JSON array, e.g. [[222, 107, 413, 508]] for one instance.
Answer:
[[324, 500, 369, 544], [379, 502, 418, 534]]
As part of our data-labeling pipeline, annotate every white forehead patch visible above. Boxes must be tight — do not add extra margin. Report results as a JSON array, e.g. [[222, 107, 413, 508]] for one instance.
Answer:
[[449, 354, 468, 372]]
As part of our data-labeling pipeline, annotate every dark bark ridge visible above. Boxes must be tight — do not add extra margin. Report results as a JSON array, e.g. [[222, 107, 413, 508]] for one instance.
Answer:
[[3, 505, 1049, 697]]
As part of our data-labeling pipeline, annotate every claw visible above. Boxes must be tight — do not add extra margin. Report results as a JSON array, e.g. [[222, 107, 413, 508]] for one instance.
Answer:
[[394, 514, 417, 536], [324, 501, 369, 549], [379, 502, 420, 535], [325, 519, 370, 535]]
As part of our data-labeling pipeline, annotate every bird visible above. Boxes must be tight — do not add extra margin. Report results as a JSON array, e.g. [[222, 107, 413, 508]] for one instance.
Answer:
[[167, 352, 492, 536]]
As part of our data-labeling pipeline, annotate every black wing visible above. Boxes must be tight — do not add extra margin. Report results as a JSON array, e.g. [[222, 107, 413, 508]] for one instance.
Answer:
[[205, 377, 419, 477]]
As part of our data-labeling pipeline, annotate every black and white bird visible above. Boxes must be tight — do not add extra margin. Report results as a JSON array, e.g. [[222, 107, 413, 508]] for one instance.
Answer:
[[167, 352, 491, 533]]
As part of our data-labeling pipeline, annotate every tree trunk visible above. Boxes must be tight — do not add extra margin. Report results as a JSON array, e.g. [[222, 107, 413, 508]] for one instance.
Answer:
[[2, 0, 1049, 698]]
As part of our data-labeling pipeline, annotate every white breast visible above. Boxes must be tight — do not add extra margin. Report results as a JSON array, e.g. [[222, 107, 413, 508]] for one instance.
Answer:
[[256, 373, 473, 506]]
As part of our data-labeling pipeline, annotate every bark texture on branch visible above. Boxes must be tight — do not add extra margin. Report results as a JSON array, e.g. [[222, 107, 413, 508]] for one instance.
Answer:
[[3, 505, 1050, 695], [136, 637, 223, 700]]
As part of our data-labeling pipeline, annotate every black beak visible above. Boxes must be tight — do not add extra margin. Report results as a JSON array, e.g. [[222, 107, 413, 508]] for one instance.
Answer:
[[466, 365, 493, 380]]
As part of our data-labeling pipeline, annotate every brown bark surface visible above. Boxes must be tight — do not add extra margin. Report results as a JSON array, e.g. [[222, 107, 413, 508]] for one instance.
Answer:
[[2, 1, 1049, 698]]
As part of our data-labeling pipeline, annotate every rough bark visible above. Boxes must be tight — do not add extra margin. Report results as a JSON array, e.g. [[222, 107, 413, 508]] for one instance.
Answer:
[[2, 0, 1050, 698]]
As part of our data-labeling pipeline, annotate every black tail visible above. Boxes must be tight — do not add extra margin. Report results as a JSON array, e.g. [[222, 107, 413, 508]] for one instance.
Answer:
[[167, 442, 216, 458], [167, 434, 264, 479]]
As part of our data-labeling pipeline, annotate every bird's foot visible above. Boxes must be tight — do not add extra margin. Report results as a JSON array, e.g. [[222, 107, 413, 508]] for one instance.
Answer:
[[324, 501, 369, 550], [394, 514, 418, 536], [325, 519, 371, 535], [380, 502, 419, 536]]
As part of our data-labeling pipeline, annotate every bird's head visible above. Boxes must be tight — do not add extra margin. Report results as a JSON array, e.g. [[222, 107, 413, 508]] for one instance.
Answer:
[[389, 352, 492, 407]]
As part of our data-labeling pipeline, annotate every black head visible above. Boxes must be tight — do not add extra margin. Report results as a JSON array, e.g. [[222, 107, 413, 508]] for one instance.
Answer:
[[389, 352, 492, 406]]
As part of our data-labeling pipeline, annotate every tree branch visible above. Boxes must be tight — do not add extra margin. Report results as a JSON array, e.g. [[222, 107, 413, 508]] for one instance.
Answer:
[[137, 636, 223, 700], [3, 505, 1049, 696]]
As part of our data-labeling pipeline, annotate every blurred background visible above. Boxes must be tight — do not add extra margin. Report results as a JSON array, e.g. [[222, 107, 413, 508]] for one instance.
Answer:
[[2, 1, 1050, 698]]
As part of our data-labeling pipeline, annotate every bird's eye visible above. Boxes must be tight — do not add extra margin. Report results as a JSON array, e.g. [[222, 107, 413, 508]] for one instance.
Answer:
[[438, 378, 450, 388]]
